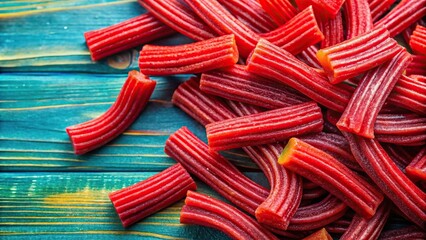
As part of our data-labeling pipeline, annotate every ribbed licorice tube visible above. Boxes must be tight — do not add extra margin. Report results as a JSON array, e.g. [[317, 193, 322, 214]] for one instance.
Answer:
[[379, 225, 426, 240], [258, 0, 298, 25], [295, 0, 345, 19], [217, 0, 276, 33], [302, 187, 328, 200], [138, 0, 216, 41], [410, 25, 426, 55], [84, 13, 175, 61], [340, 201, 391, 240], [318, 11, 344, 48], [138, 34, 239, 75], [411, 75, 426, 83], [246, 39, 352, 112], [374, 113, 426, 146], [375, 0, 426, 37], [368, 0, 396, 22], [261, 6, 324, 55], [387, 75, 426, 115], [279, 138, 384, 219], [343, 132, 426, 229], [287, 194, 348, 231], [66, 71, 156, 155], [172, 77, 235, 126], [184, 0, 260, 58], [206, 102, 323, 151], [316, 26, 402, 84], [297, 45, 322, 68], [109, 163, 196, 227], [300, 132, 362, 172], [165, 127, 269, 215], [336, 50, 412, 138], [227, 100, 303, 230], [406, 55, 426, 76], [343, 0, 373, 39], [325, 218, 352, 234], [180, 191, 278, 240], [406, 148, 426, 182], [200, 64, 310, 110], [303, 228, 333, 240]]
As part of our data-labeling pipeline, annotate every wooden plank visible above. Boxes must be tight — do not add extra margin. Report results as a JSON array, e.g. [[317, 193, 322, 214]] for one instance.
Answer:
[[0, 172, 269, 239], [0, 73, 257, 171]]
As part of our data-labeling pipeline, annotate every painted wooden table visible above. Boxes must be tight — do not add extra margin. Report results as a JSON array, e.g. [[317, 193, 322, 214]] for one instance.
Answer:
[[0, 1, 266, 239]]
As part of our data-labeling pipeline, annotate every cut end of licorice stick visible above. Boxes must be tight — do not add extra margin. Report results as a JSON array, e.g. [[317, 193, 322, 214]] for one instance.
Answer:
[[410, 25, 426, 56], [138, 34, 239, 75], [109, 163, 196, 228], [405, 148, 426, 182], [302, 228, 333, 240], [66, 71, 156, 155]]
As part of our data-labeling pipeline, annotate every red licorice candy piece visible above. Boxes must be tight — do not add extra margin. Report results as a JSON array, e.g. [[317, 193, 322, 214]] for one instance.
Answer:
[[172, 77, 235, 126], [410, 25, 426, 55], [379, 225, 426, 240], [303, 228, 333, 240], [411, 75, 426, 83], [387, 75, 426, 115], [66, 71, 156, 155], [180, 191, 278, 240], [261, 6, 324, 55], [206, 102, 323, 151], [375, 0, 426, 37], [295, 0, 345, 19], [343, 132, 426, 228], [217, 0, 276, 33], [258, 0, 298, 25], [279, 138, 384, 219], [138, 0, 216, 41], [84, 13, 175, 61], [297, 45, 322, 68], [138, 34, 239, 75], [340, 201, 391, 240], [382, 144, 416, 170], [165, 127, 269, 215], [325, 218, 352, 234], [343, 0, 373, 39], [367, 0, 396, 22], [316, 26, 402, 84], [109, 163, 196, 227], [318, 11, 344, 48], [302, 187, 328, 200], [406, 148, 426, 182], [336, 49, 412, 138], [247, 39, 352, 112], [406, 55, 426, 76], [200, 64, 309, 110]]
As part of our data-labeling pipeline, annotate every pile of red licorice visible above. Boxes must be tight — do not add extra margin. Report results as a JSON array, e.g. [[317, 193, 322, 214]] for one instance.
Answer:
[[66, 0, 426, 239]]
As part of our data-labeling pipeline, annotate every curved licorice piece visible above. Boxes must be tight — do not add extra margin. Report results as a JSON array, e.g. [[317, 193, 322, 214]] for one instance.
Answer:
[[180, 191, 278, 240], [200, 64, 310, 110], [258, 0, 298, 25], [406, 147, 426, 182], [66, 71, 156, 155], [317, 26, 402, 84], [261, 6, 324, 55], [337, 49, 412, 138], [375, 0, 426, 37], [302, 187, 328, 200], [343, 132, 426, 229], [206, 102, 324, 151], [246, 39, 352, 112], [295, 0, 345, 19], [165, 127, 269, 215], [227, 100, 303, 230], [297, 45, 322, 68], [318, 10, 344, 48], [279, 138, 384, 218], [300, 132, 362, 172], [325, 218, 352, 234], [407, 55, 426, 76], [84, 13, 175, 61], [374, 114, 426, 146], [367, 0, 396, 22], [410, 25, 426, 56], [217, 0, 276, 33], [387, 75, 426, 115], [172, 77, 235, 126], [344, 0, 373, 39], [379, 225, 426, 240], [382, 144, 415, 170], [109, 163, 196, 227], [138, 34, 239, 75], [138, 0, 216, 41], [340, 201, 391, 240]]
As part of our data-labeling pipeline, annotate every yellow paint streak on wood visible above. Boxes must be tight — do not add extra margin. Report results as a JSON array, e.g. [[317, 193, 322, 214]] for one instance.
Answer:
[[0, 0, 136, 19], [107, 143, 164, 148], [93, 153, 168, 157], [0, 164, 62, 167], [0, 157, 83, 162], [0, 222, 182, 227], [0, 137, 70, 144], [0, 149, 75, 154], [0, 206, 109, 209], [0, 51, 90, 61], [1, 216, 180, 220], [0, 230, 186, 239], [0, 102, 113, 111], [123, 130, 171, 136], [43, 188, 109, 205], [0, 210, 111, 214], [0, 60, 94, 67]]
